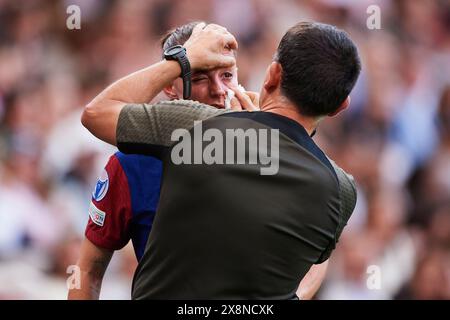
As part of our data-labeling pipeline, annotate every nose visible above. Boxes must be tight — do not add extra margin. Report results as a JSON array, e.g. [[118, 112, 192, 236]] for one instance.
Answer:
[[210, 77, 227, 97]]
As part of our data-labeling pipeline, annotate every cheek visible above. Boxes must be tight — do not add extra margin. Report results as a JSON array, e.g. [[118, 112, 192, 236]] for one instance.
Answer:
[[230, 77, 239, 86], [173, 79, 184, 96], [190, 83, 211, 101]]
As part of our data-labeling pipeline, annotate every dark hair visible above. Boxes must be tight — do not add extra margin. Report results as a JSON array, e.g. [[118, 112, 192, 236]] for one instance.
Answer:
[[160, 21, 203, 54], [275, 22, 361, 117]]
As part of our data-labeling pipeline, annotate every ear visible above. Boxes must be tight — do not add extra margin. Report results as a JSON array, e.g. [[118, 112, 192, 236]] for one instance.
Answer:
[[263, 61, 282, 93], [328, 96, 351, 117], [163, 84, 179, 100]]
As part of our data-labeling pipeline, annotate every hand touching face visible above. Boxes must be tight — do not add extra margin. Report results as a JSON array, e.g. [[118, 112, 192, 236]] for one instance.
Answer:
[[184, 23, 238, 71]]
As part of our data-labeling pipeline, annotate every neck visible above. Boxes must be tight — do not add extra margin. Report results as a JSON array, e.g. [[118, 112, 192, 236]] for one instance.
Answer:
[[260, 97, 321, 136]]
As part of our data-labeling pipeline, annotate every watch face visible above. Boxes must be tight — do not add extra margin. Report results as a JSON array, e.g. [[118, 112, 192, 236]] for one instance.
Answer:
[[166, 45, 184, 56]]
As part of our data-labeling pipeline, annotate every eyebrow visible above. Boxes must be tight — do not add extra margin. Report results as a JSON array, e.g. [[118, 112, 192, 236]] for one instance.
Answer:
[[192, 71, 208, 77], [191, 67, 236, 78]]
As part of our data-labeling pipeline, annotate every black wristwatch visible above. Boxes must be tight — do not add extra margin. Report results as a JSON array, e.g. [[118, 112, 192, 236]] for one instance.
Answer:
[[163, 45, 191, 99]]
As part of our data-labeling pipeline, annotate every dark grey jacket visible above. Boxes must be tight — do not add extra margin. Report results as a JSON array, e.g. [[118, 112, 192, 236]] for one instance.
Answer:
[[116, 100, 357, 299]]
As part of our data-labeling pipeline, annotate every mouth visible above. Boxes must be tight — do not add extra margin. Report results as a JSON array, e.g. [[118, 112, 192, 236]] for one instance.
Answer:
[[211, 103, 225, 109]]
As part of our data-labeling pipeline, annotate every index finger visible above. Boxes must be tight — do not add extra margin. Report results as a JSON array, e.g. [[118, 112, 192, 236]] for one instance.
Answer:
[[205, 23, 228, 33], [191, 22, 207, 35], [229, 86, 258, 111]]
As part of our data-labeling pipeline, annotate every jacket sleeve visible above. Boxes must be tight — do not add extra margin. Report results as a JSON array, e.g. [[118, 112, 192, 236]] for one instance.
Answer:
[[316, 160, 357, 263], [116, 99, 228, 158]]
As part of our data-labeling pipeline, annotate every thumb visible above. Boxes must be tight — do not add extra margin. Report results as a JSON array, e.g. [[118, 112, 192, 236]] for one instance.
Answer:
[[245, 91, 260, 108]]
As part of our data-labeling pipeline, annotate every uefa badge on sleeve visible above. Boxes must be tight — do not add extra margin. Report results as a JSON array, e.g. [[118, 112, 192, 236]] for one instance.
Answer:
[[92, 169, 109, 202]]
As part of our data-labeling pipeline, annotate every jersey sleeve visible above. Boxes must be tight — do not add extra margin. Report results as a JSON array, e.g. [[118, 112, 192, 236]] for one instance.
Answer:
[[85, 154, 133, 251], [116, 99, 228, 157], [316, 161, 357, 263]]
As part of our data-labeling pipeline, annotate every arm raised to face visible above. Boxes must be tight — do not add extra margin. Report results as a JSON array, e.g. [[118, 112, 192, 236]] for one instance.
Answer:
[[81, 23, 238, 146]]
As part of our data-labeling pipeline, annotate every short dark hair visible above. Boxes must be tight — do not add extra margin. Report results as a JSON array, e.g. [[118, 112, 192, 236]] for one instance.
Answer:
[[275, 22, 361, 117], [160, 21, 203, 54]]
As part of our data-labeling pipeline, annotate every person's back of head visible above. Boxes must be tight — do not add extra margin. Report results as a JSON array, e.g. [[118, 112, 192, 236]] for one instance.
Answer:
[[267, 22, 361, 118]]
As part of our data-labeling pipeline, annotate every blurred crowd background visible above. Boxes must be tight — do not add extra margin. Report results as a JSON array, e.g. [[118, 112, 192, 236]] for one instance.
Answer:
[[0, 0, 450, 299]]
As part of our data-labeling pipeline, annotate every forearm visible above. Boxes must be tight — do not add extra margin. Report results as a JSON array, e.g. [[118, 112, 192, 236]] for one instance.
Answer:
[[68, 239, 113, 300], [296, 260, 329, 300], [67, 271, 104, 300], [82, 60, 181, 145], [92, 60, 181, 104]]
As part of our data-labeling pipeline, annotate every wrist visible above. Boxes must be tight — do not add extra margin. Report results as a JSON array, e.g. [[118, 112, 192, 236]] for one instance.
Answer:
[[163, 59, 183, 78], [185, 50, 199, 70], [163, 45, 192, 99]]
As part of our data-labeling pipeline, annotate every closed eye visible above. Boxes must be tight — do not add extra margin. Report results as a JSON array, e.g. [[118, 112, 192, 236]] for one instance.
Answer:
[[192, 77, 208, 83]]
